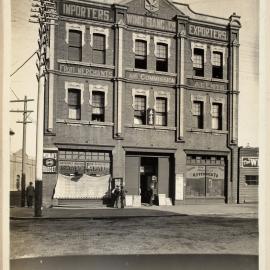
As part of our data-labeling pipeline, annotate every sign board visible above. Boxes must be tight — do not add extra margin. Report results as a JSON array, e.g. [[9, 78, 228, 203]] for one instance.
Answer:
[[125, 195, 133, 207], [187, 78, 226, 91], [241, 157, 259, 168], [186, 166, 224, 179], [127, 14, 176, 32], [59, 63, 114, 79], [58, 161, 85, 175], [60, 2, 114, 22], [126, 70, 176, 84], [147, 108, 155, 125], [133, 195, 141, 207], [158, 194, 166, 206], [189, 24, 228, 41], [86, 162, 110, 175], [175, 173, 184, 200], [43, 151, 57, 173]]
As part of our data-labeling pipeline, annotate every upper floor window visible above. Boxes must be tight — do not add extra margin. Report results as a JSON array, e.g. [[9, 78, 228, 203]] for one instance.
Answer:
[[134, 95, 146, 125], [135, 40, 147, 69], [212, 103, 222, 130], [193, 48, 204, 77], [92, 91, 105, 122], [212, 52, 223, 79], [193, 101, 204, 129], [68, 89, 81, 120], [68, 30, 82, 61], [93, 34, 106, 65], [156, 43, 168, 72], [155, 97, 167, 126]]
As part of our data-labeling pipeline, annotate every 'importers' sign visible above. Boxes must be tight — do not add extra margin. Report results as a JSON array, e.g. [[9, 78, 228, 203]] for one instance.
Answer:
[[241, 157, 259, 168]]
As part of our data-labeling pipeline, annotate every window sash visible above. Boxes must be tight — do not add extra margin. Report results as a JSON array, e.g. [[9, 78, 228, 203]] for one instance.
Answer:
[[212, 52, 222, 67], [134, 95, 146, 124], [135, 40, 147, 56], [193, 101, 203, 129]]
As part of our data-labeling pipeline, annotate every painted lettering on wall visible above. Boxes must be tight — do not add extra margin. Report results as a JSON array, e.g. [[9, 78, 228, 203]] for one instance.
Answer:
[[61, 3, 113, 22], [188, 79, 226, 91], [126, 71, 176, 84], [189, 25, 227, 41], [242, 157, 259, 168], [127, 14, 176, 32], [59, 63, 114, 78]]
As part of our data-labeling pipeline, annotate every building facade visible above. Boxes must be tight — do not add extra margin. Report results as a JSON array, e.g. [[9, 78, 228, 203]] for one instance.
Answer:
[[42, 0, 241, 207], [238, 146, 259, 203]]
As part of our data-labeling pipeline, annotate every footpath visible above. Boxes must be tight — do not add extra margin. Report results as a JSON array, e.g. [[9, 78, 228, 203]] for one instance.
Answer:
[[10, 203, 258, 219]]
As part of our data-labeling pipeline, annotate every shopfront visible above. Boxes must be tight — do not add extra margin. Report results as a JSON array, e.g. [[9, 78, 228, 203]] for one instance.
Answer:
[[53, 150, 112, 203], [125, 152, 174, 206], [186, 155, 227, 202]]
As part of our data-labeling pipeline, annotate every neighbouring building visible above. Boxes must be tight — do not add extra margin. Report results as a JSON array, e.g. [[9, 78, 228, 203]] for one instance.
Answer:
[[42, 0, 241, 207], [238, 146, 259, 203], [10, 150, 36, 206]]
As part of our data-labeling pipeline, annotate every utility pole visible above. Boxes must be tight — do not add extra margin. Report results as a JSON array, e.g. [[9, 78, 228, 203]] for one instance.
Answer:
[[29, 0, 58, 217], [10, 96, 34, 207]]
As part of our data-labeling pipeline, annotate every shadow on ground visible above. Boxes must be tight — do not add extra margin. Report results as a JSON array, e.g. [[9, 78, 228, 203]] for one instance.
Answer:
[[11, 254, 258, 270]]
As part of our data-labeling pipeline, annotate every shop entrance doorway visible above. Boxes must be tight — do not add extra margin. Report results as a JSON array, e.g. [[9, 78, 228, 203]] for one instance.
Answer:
[[140, 157, 158, 204]]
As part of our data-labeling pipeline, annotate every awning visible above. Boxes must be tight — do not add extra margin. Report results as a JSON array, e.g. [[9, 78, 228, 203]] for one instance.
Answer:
[[54, 174, 111, 199]]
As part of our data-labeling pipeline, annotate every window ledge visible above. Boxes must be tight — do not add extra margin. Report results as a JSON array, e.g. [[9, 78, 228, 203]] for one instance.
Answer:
[[187, 75, 228, 83], [58, 59, 115, 70], [126, 124, 176, 131], [56, 119, 114, 127], [187, 128, 228, 134]]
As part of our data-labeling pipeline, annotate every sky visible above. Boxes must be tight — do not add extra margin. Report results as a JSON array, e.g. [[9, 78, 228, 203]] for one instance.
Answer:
[[10, 0, 259, 158]]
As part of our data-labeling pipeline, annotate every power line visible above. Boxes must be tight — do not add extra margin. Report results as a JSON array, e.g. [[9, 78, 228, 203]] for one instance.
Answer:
[[10, 50, 37, 77]]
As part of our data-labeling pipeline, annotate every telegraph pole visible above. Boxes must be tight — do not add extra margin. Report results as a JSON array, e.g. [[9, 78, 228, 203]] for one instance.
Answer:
[[29, 0, 58, 217], [10, 96, 34, 207]]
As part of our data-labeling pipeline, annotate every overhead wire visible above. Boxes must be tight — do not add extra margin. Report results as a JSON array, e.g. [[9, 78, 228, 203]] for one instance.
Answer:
[[10, 50, 38, 77]]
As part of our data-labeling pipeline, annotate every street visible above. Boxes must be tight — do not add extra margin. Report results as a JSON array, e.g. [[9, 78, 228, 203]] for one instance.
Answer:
[[10, 211, 258, 259]]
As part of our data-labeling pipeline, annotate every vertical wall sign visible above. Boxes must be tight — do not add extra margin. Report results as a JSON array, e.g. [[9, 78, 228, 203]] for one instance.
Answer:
[[43, 151, 58, 173]]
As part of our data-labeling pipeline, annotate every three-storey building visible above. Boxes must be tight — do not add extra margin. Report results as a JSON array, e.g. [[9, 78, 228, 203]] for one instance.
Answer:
[[42, 0, 241, 207]]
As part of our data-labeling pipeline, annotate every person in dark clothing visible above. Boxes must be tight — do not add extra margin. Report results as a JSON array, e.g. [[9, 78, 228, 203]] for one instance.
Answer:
[[120, 185, 127, 208], [112, 185, 120, 208], [26, 182, 35, 207], [148, 184, 154, 206]]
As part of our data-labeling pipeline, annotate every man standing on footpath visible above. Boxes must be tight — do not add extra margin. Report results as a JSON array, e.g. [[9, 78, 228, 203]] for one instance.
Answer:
[[26, 182, 35, 208]]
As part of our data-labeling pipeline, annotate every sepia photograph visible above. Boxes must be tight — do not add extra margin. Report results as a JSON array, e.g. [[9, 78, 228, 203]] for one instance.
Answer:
[[1, 0, 269, 269]]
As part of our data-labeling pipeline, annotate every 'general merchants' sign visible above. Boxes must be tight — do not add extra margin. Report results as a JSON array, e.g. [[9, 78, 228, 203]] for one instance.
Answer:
[[189, 24, 228, 41], [59, 63, 114, 79], [126, 71, 176, 84]]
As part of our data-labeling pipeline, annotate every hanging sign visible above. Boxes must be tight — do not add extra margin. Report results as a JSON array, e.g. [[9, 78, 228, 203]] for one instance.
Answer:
[[147, 108, 155, 125]]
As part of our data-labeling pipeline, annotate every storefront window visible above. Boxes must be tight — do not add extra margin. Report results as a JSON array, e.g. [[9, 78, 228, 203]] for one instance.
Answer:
[[58, 150, 111, 176], [186, 155, 225, 198]]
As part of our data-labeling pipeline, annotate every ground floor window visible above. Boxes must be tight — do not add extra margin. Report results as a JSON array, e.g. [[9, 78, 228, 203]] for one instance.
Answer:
[[58, 150, 111, 176], [186, 155, 226, 198]]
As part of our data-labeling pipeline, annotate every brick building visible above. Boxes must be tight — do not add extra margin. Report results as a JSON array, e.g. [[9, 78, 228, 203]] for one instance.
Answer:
[[238, 146, 259, 203], [42, 0, 241, 207]]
